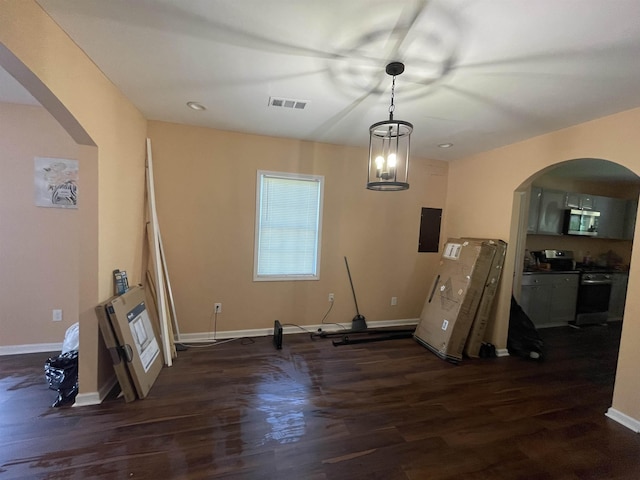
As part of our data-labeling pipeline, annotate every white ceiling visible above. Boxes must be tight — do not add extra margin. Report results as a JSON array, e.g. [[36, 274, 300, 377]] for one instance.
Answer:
[[5, 0, 640, 167]]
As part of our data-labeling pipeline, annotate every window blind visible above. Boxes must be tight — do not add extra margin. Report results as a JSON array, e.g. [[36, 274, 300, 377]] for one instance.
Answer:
[[255, 171, 323, 280]]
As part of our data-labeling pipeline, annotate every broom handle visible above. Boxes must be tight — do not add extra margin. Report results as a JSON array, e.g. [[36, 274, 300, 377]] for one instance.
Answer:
[[344, 256, 361, 316]]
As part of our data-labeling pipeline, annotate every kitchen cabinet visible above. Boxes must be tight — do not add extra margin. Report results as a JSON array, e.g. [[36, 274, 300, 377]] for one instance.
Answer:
[[529, 188, 637, 239], [623, 199, 637, 240], [520, 276, 552, 326], [536, 189, 565, 235], [521, 273, 579, 328], [527, 187, 542, 234], [593, 195, 626, 239], [565, 192, 596, 210], [608, 272, 629, 321]]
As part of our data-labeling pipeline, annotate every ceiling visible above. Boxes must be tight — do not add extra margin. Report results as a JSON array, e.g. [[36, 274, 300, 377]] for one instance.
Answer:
[[4, 1, 640, 167]]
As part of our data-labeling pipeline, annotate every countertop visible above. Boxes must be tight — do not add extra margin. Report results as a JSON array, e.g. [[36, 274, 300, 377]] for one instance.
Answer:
[[523, 269, 579, 275]]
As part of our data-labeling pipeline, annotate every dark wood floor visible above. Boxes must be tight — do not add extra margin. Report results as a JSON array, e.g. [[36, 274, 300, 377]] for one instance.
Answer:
[[1, 322, 639, 479]]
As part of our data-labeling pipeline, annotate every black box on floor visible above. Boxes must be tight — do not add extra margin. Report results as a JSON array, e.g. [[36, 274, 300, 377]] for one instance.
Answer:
[[273, 320, 283, 349]]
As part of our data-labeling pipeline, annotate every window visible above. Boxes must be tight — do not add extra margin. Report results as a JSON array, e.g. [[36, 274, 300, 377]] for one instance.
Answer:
[[254, 170, 324, 281]]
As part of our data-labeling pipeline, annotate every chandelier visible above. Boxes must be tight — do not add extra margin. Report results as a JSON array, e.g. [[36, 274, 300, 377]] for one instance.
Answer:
[[366, 62, 413, 191]]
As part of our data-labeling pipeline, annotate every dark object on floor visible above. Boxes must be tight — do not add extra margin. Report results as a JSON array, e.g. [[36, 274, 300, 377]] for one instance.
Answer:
[[273, 320, 283, 350], [478, 342, 496, 358], [508, 295, 544, 360], [331, 330, 414, 346], [44, 350, 79, 407]]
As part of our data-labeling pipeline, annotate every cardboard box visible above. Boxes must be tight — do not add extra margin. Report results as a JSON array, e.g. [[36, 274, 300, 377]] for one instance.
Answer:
[[414, 238, 497, 363], [104, 286, 163, 399], [463, 239, 507, 358], [95, 296, 137, 402]]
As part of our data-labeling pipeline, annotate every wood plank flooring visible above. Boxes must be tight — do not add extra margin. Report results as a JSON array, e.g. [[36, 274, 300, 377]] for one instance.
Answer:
[[1, 323, 639, 479]]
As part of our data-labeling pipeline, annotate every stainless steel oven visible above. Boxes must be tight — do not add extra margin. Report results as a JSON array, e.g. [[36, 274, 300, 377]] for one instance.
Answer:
[[575, 271, 612, 325]]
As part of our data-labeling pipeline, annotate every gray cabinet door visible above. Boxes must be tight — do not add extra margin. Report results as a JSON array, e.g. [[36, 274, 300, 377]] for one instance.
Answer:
[[608, 273, 629, 321], [521, 283, 552, 327], [527, 187, 542, 233], [566, 192, 596, 210], [537, 190, 565, 235], [579, 194, 596, 210], [624, 199, 638, 240], [521, 273, 579, 327], [594, 195, 626, 239], [550, 275, 579, 323]]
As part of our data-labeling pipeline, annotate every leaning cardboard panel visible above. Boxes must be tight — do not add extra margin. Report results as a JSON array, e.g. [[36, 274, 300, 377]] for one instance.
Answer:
[[463, 239, 508, 358], [106, 285, 163, 399], [414, 239, 496, 363], [95, 297, 137, 402]]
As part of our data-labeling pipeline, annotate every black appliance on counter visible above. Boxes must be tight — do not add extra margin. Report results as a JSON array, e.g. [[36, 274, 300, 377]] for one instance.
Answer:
[[531, 250, 612, 326]]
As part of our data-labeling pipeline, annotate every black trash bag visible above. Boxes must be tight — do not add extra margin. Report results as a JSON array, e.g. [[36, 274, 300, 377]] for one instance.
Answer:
[[508, 296, 544, 360], [44, 350, 79, 407]]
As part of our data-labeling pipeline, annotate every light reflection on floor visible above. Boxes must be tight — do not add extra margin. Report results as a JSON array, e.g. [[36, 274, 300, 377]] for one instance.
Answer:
[[256, 389, 307, 445]]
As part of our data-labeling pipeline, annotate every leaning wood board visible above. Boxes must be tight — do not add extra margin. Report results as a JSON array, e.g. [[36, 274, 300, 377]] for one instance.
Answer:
[[145, 138, 173, 366], [105, 285, 163, 399], [95, 296, 137, 403]]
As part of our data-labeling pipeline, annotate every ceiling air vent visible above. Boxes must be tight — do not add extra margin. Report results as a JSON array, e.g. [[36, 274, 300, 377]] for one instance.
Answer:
[[268, 96, 309, 110]]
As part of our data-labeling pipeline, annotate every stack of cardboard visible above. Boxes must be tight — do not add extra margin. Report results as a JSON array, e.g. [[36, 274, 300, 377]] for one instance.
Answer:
[[414, 238, 507, 363]]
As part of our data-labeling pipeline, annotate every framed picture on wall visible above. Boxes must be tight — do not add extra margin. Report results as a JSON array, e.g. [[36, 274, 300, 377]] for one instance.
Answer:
[[34, 157, 78, 209]]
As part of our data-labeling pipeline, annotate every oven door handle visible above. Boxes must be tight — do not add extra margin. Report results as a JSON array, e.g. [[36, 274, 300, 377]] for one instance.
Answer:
[[581, 279, 612, 285]]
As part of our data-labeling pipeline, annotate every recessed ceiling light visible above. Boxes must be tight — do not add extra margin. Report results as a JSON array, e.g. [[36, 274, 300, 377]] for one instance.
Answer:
[[186, 101, 206, 111], [438, 143, 453, 148]]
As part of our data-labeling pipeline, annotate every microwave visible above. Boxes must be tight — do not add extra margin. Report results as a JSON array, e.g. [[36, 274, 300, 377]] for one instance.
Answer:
[[563, 209, 600, 236]]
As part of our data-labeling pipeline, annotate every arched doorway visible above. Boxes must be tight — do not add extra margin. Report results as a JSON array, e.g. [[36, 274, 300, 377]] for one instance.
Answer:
[[0, 46, 99, 402], [510, 158, 639, 423]]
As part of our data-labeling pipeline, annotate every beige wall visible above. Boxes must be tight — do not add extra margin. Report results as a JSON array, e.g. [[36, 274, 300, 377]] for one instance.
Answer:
[[0, 103, 82, 346], [0, 1, 147, 396], [445, 106, 640, 423], [148, 121, 448, 334]]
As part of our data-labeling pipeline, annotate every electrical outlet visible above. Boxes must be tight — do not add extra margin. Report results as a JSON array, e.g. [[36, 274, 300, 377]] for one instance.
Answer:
[[328, 293, 334, 302], [214, 303, 222, 313], [52, 309, 63, 321], [391, 296, 398, 306]]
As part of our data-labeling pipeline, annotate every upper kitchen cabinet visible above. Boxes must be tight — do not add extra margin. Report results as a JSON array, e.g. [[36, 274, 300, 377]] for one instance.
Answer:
[[624, 199, 638, 240], [565, 192, 596, 210], [529, 187, 637, 239], [527, 187, 542, 234], [593, 195, 625, 239], [537, 189, 566, 235]]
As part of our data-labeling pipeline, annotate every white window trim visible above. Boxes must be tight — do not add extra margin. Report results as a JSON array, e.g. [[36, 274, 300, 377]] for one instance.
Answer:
[[254, 170, 324, 282]]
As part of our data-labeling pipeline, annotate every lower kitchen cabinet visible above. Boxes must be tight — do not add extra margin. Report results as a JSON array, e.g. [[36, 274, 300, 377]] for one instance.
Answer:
[[520, 273, 579, 328], [608, 272, 629, 321]]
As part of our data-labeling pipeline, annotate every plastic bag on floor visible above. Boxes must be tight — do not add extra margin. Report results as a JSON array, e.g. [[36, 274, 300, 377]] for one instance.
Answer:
[[44, 350, 79, 407], [508, 296, 544, 360], [62, 322, 79, 353]]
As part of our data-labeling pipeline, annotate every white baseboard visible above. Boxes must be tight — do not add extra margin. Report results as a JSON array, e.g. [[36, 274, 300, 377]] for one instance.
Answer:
[[0, 342, 62, 356], [177, 318, 419, 343], [73, 375, 118, 408], [496, 348, 510, 357], [606, 408, 640, 433]]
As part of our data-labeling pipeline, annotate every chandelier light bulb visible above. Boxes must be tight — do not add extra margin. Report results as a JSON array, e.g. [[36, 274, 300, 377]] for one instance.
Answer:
[[387, 153, 397, 167]]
